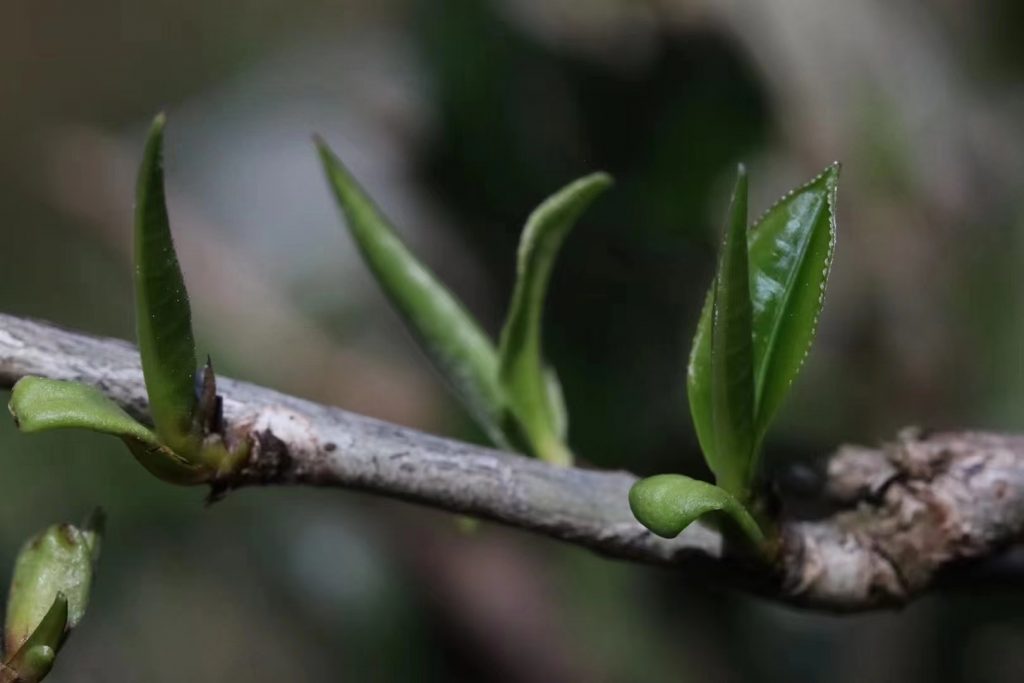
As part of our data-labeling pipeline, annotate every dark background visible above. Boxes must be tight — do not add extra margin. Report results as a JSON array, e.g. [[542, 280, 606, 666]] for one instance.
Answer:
[[2, 0, 1023, 680]]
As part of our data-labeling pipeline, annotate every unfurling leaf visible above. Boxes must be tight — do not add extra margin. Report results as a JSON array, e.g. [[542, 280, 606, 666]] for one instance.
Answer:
[[689, 166, 755, 498], [4, 513, 103, 681], [317, 140, 511, 450], [135, 113, 199, 454], [498, 174, 612, 466], [688, 163, 839, 499], [628, 474, 763, 545]]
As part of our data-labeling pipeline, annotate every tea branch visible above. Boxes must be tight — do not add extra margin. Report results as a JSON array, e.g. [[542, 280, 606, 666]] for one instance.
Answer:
[[2, 312, 1022, 612]]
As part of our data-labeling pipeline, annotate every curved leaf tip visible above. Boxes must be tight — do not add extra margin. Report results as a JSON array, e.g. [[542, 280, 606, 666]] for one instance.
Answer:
[[497, 172, 612, 465], [628, 474, 763, 545]]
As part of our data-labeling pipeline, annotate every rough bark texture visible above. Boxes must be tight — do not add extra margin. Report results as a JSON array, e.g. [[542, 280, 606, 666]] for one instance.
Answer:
[[1, 313, 1022, 612]]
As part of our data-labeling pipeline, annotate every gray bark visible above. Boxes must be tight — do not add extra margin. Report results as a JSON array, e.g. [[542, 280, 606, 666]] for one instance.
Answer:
[[1, 313, 1022, 612]]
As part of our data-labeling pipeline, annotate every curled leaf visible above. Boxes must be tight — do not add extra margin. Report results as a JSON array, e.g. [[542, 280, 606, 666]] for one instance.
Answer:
[[628, 474, 763, 545], [135, 113, 199, 454], [317, 140, 510, 449], [497, 173, 611, 466]]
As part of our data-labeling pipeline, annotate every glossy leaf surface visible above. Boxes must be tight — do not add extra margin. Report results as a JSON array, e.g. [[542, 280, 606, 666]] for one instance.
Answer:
[[689, 164, 839, 495], [134, 114, 198, 453], [317, 140, 510, 449], [628, 474, 763, 545], [748, 163, 839, 441], [689, 167, 755, 497], [497, 173, 611, 465]]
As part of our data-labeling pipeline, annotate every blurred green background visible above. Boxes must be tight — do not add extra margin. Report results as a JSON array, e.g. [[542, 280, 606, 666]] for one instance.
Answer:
[[2, 0, 1024, 680]]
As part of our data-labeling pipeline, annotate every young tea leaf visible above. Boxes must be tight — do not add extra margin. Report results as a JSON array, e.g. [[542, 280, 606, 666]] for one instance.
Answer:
[[749, 163, 839, 445], [688, 164, 839, 497], [497, 173, 611, 466], [9, 377, 160, 447], [317, 140, 510, 449], [628, 474, 764, 545], [8, 377, 207, 485], [135, 114, 199, 453], [688, 167, 755, 498]]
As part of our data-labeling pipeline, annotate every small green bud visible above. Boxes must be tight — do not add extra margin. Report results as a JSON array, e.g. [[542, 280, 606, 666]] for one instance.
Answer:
[[4, 514, 103, 659]]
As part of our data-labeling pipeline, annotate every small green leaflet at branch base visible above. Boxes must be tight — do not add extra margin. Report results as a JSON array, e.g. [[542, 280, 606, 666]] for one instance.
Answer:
[[316, 140, 511, 451], [7, 377, 207, 485], [134, 113, 199, 455], [628, 474, 764, 546], [497, 173, 612, 467], [9, 377, 160, 447], [688, 163, 839, 500]]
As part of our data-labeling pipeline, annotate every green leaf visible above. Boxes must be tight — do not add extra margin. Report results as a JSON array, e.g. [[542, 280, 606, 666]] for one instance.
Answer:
[[688, 164, 839, 497], [689, 166, 755, 498], [628, 474, 764, 545], [8, 377, 207, 485], [317, 140, 511, 449], [9, 377, 160, 447], [748, 163, 839, 442], [135, 113, 199, 454], [497, 173, 611, 466]]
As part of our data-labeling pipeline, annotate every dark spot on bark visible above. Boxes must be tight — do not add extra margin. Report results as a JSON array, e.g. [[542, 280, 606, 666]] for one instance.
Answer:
[[324, 442, 337, 452]]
